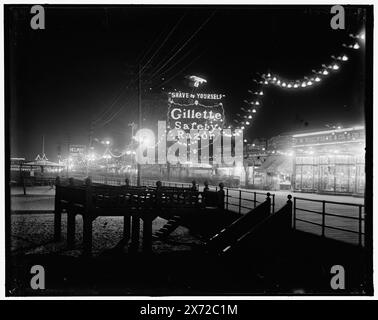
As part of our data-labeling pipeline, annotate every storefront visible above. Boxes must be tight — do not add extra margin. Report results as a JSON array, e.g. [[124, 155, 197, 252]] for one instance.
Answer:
[[293, 126, 365, 196], [249, 155, 293, 190]]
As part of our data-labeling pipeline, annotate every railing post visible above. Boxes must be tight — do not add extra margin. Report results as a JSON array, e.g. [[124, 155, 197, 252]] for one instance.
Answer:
[[266, 192, 271, 214], [226, 188, 229, 210], [238, 190, 242, 214], [293, 197, 296, 229], [358, 205, 362, 247], [287, 195, 293, 230], [253, 192, 257, 208], [54, 176, 62, 242], [272, 194, 275, 214], [322, 200, 326, 237], [83, 177, 93, 257]]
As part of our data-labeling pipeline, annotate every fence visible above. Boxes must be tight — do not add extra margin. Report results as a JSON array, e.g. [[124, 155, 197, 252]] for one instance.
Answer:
[[87, 177, 275, 215], [293, 197, 365, 246], [140, 179, 275, 215]]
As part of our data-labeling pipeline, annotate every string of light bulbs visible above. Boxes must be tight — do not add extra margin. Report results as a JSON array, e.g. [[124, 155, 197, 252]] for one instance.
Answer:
[[230, 31, 365, 143]]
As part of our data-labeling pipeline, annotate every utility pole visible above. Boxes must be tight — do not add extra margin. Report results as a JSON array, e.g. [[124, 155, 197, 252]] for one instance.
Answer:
[[42, 135, 45, 156], [137, 64, 142, 186]]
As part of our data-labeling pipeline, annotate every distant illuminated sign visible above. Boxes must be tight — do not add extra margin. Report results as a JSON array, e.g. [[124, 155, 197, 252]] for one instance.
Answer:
[[69, 145, 86, 154], [167, 91, 225, 132]]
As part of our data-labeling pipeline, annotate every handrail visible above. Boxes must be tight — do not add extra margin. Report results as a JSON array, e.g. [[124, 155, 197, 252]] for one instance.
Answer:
[[293, 196, 365, 246], [294, 196, 365, 207]]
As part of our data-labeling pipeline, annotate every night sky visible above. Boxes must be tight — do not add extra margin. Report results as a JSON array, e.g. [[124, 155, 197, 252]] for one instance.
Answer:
[[7, 5, 367, 161]]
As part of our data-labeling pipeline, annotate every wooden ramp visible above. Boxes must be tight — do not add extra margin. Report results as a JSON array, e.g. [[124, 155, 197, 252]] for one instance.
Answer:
[[203, 194, 273, 255], [221, 195, 293, 256]]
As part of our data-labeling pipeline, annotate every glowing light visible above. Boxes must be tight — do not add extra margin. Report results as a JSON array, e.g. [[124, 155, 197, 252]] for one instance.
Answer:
[[246, 121, 250, 125], [315, 77, 321, 82], [307, 81, 313, 86], [255, 101, 260, 105], [282, 82, 287, 87], [294, 83, 299, 88], [244, 139, 247, 143], [341, 55, 348, 61], [241, 126, 245, 130], [322, 70, 329, 75], [353, 43, 360, 49], [248, 115, 252, 119], [301, 82, 307, 88], [277, 80, 281, 85], [332, 64, 339, 70], [252, 109, 257, 113], [273, 77, 277, 81], [360, 33, 365, 40], [189, 75, 207, 87], [259, 91, 264, 95], [287, 84, 292, 88]]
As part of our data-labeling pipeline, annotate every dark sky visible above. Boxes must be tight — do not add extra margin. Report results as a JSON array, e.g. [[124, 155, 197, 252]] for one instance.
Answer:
[[7, 5, 367, 161]]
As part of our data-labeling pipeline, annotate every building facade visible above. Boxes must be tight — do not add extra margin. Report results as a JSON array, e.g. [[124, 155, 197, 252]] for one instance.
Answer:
[[292, 126, 365, 196]]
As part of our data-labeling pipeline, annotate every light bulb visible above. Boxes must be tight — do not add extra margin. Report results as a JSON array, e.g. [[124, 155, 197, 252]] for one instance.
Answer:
[[341, 55, 348, 61], [353, 43, 360, 49]]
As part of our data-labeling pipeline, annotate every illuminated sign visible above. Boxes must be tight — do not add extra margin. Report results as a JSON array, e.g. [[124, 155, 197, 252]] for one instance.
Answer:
[[167, 91, 225, 132], [69, 145, 86, 154]]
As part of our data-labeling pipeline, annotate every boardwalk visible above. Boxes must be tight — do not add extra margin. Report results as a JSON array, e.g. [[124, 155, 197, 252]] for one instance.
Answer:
[[10, 184, 366, 247]]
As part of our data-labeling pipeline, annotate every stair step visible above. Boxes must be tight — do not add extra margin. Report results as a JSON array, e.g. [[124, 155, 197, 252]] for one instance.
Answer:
[[165, 223, 175, 228]]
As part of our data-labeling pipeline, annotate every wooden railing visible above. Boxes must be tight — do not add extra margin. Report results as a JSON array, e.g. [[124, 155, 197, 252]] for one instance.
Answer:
[[54, 176, 226, 256]]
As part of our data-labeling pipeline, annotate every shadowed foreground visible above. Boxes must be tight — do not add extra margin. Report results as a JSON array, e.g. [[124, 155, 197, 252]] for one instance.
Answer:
[[8, 218, 368, 295]]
